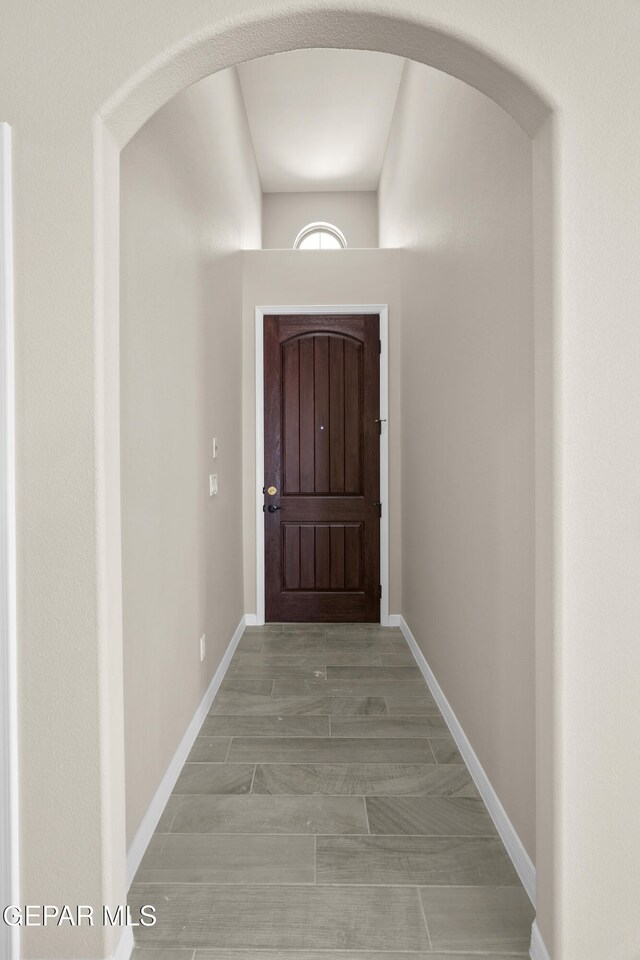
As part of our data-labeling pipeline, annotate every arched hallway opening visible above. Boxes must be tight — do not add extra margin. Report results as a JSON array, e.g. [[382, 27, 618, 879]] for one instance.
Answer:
[[117, 45, 546, 959]]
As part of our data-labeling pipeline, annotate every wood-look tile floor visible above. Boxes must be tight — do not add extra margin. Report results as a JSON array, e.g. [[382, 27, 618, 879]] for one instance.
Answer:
[[130, 625, 534, 959]]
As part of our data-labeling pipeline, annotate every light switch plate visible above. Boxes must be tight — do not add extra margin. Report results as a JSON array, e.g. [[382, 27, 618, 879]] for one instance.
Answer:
[[209, 474, 218, 496]]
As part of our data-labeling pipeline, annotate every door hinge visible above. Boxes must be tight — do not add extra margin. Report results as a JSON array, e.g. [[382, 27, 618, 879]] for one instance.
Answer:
[[378, 584, 382, 599], [379, 339, 382, 354], [373, 501, 382, 517]]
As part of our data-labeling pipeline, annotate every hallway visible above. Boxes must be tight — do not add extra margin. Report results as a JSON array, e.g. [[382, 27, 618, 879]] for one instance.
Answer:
[[129, 624, 534, 956]]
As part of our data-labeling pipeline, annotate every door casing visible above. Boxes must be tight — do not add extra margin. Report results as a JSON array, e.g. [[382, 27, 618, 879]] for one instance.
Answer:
[[255, 304, 389, 626]]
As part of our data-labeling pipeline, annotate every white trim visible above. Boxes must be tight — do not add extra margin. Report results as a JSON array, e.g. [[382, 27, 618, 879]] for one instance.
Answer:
[[378, 308, 389, 626], [243, 613, 258, 627], [255, 309, 265, 623], [126, 615, 247, 887], [388, 614, 403, 628], [0, 122, 19, 960], [113, 926, 134, 960], [530, 920, 551, 960], [254, 304, 390, 626], [397, 615, 537, 906]]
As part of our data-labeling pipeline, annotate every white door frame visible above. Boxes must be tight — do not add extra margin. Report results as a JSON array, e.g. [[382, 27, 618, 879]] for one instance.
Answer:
[[0, 122, 19, 960], [254, 304, 390, 626]]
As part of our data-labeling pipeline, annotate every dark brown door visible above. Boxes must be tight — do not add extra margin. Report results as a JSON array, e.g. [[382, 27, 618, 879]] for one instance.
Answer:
[[264, 314, 380, 622]]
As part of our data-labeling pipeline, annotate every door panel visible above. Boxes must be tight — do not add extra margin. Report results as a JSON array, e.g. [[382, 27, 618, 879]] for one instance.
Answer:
[[264, 314, 380, 622], [281, 334, 364, 497], [280, 523, 364, 593]]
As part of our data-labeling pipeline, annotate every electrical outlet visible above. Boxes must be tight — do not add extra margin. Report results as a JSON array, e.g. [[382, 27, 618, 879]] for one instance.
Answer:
[[200, 635, 206, 662]]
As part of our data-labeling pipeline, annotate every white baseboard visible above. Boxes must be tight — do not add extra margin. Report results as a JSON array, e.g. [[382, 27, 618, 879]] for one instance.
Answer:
[[388, 614, 403, 627], [126, 615, 247, 888], [113, 926, 134, 960], [397, 616, 537, 906], [529, 920, 551, 960]]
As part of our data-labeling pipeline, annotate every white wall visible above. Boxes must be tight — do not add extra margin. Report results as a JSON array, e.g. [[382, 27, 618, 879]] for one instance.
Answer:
[[379, 61, 536, 858], [120, 68, 261, 845], [242, 248, 402, 616], [262, 191, 378, 248]]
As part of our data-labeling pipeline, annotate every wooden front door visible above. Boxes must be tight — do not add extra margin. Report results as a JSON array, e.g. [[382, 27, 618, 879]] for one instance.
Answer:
[[264, 314, 381, 622]]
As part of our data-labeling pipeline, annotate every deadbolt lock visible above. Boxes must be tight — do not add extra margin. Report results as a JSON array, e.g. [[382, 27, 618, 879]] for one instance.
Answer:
[[267, 485, 277, 496]]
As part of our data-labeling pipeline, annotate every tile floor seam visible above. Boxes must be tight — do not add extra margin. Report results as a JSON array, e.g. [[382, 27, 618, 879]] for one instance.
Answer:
[[225, 793, 475, 798], [186, 955, 523, 960], [183, 760, 463, 766], [248, 762, 466, 767], [363, 796, 372, 835], [226, 740, 444, 748], [131, 881, 323, 887], [163, 804, 179, 834], [134, 881, 454, 887], [417, 883, 434, 950], [318, 830, 502, 838], [135, 880, 523, 888], [223, 738, 233, 762], [158, 831, 373, 837], [212, 716, 443, 724], [249, 764, 257, 793], [426, 740, 438, 763]]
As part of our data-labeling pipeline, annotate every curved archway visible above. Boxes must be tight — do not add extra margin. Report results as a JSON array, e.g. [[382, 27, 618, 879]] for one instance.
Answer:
[[94, 7, 557, 958], [98, 6, 551, 148]]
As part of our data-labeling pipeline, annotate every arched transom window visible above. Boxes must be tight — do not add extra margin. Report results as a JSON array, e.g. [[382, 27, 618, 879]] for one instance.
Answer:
[[294, 222, 347, 250]]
